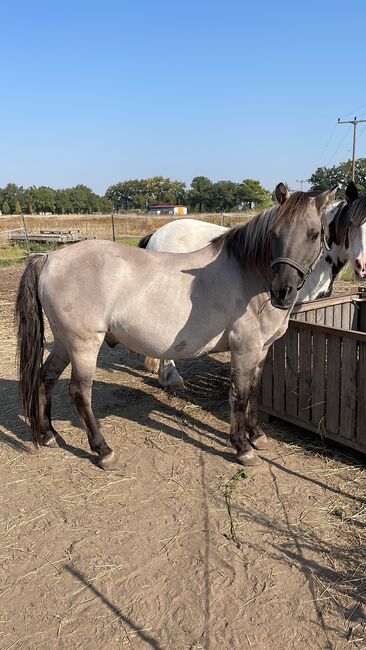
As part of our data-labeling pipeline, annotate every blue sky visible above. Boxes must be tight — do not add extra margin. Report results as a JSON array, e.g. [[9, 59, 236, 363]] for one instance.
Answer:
[[1, 0, 366, 194]]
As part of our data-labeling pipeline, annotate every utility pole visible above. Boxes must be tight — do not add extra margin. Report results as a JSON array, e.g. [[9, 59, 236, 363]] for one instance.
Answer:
[[296, 179, 306, 191], [337, 116, 366, 182]]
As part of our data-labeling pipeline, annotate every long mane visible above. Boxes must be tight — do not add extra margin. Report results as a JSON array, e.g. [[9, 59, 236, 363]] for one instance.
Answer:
[[329, 194, 366, 246], [211, 192, 316, 273]]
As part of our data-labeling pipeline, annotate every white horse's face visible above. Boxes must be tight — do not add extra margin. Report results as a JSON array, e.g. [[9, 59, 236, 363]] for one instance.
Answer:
[[348, 221, 366, 278]]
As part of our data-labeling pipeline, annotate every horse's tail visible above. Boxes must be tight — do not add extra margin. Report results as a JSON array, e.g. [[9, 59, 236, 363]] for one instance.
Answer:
[[144, 356, 160, 374], [138, 233, 153, 249], [15, 254, 48, 446]]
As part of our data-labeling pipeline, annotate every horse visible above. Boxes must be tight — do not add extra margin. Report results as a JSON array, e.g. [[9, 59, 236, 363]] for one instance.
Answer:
[[139, 181, 366, 389], [16, 184, 335, 469]]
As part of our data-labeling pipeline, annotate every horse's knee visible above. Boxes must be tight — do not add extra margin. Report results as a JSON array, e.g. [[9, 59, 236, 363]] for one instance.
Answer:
[[69, 381, 86, 409]]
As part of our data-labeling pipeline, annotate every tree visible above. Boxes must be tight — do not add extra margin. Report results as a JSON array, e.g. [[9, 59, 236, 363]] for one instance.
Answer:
[[210, 181, 240, 211], [238, 179, 272, 209], [0, 183, 24, 213], [187, 176, 213, 212], [15, 201, 22, 214], [32, 186, 56, 213], [105, 177, 187, 212], [2, 200, 10, 214], [308, 158, 366, 199]]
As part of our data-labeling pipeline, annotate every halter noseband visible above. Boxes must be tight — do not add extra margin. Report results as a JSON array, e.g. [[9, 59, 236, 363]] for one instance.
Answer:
[[271, 230, 329, 290]]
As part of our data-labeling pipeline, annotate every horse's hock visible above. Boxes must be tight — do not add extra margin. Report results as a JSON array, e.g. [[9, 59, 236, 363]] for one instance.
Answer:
[[259, 288, 366, 455]]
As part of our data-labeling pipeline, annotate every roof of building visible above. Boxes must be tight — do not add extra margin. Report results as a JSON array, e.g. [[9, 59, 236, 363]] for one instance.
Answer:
[[149, 204, 186, 208]]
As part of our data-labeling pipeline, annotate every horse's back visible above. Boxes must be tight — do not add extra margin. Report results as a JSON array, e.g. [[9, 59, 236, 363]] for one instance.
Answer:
[[147, 218, 227, 253]]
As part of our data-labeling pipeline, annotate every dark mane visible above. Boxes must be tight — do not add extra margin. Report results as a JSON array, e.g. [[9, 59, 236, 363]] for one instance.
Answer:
[[212, 192, 315, 272], [329, 194, 366, 246]]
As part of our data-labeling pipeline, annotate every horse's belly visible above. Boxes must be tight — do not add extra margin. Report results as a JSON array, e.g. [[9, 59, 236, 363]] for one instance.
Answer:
[[109, 319, 226, 360]]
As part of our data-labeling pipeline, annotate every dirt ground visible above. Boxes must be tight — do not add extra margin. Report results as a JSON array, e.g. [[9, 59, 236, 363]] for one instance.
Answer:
[[0, 266, 365, 650]]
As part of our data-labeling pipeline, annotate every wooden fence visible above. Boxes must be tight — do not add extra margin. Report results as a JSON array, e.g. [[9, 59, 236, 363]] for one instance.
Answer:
[[260, 289, 366, 454]]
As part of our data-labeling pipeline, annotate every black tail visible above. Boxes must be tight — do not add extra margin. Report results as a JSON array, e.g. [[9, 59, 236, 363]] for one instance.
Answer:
[[15, 254, 48, 446], [138, 233, 153, 249]]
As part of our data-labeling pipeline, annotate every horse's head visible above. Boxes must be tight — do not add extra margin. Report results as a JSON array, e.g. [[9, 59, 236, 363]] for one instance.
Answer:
[[269, 183, 337, 310], [341, 182, 366, 279]]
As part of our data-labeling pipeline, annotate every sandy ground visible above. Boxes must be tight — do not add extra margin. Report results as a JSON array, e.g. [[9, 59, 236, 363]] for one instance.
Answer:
[[0, 266, 365, 650]]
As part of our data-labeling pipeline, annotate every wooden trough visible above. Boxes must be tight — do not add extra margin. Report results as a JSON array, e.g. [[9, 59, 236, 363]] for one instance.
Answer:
[[10, 229, 95, 244], [259, 288, 366, 455]]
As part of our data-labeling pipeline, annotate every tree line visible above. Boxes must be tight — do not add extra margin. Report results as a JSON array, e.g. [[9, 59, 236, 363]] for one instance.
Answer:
[[1, 159, 365, 215], [0, 176, 272, 215]]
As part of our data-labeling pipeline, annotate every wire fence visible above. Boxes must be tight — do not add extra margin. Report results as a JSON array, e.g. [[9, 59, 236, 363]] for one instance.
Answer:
[[0, 211, 253, 265]]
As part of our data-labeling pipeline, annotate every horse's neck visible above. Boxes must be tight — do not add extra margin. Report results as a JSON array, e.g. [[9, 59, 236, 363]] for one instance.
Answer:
[[297, 204, 349, 303]]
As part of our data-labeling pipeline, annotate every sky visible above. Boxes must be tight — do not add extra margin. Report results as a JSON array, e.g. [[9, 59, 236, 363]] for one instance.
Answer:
[[1, 0, 366, 195]]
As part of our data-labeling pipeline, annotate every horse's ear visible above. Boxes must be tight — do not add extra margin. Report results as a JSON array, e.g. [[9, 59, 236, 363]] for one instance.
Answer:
[[345, 181, 358, 203], [315, 186, 338, 212], [274, 182, 289, 205]]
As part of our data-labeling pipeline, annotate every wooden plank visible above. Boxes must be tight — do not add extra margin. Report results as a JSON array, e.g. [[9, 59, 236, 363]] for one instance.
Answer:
[[333, 304, 343, 329], [286, 327, 299, 418], [298, 329, 312, 423], [305, 310, 316, 323], [294, 293, 362, 313], [349, 302, 358, 330], [324, 305, 334, 326], [340, 338, 357, 440], [356, 341, 366, 449], [261, 346, 273, 409], [316, 308, 325, 325], [273, 336, 286, 413], [288, 318, 366, 343], [311, 333, 326, 430], [341, 302, 351, 329], [326, 335, 341, 436], [296, 312, 306, 322], [259, 406, 366, 455]]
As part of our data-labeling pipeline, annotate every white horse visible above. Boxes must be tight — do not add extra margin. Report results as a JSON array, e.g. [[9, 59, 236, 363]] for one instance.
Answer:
[[139, 182, 366, 389]]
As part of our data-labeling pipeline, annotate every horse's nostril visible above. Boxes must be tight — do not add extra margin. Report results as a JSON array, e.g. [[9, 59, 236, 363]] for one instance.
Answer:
[[356, 259, 362, 269], [278, 286, 292, 301]]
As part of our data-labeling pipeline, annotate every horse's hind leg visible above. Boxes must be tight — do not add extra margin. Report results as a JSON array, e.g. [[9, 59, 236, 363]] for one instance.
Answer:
[[68, 337, 116, 470], [159, 360, 185, 390], [39, 341, 70, 447]]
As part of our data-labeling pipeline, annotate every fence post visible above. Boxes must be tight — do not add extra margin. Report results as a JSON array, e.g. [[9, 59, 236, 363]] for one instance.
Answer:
[[221, 212, 224, 227], [111, 213, 116, 242], [21, 214, 30, 254]]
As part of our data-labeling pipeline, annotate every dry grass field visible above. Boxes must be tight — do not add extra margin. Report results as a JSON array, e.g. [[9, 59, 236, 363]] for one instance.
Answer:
[[0, 261, 365, 649]]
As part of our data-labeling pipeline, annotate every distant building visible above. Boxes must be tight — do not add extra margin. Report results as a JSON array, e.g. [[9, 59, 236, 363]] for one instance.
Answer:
[[148, 204, 187, 216]]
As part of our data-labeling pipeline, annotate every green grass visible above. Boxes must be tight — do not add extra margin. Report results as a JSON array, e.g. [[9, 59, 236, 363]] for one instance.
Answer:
[[115, 237, 140, 246], [0, 242, 68, 267], [0, 237, 141, 268], [338, 262, 356, 282]]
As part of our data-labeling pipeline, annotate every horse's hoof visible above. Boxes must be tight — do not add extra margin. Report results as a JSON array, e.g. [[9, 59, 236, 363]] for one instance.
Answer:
[[42, 432, 58, 448], [237, 449, 261, 466], [250, 433, 268, 450], [168, 380, 186, 392], [98, 451, 119, 471]]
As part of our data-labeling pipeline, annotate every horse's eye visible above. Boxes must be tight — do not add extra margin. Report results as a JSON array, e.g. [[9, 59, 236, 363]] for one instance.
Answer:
[[308, 231, 319, 241]]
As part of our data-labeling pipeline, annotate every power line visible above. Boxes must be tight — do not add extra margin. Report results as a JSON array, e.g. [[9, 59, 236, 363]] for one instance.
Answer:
[[327, 125, 352, 167], [316, 124, 338, 167], [338, 102, 366, 120]]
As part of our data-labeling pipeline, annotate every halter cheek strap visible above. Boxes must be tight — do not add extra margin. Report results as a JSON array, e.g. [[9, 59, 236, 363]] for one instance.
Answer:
[[271, 231, 327, 290]]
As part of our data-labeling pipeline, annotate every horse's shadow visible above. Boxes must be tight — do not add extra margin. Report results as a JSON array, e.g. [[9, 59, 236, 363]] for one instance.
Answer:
[[0, 350, 235, 466], [4, 342, 364, 472]]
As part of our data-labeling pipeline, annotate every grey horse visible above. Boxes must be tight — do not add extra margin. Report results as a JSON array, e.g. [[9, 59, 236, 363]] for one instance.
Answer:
[[16, 184, 335, 469]]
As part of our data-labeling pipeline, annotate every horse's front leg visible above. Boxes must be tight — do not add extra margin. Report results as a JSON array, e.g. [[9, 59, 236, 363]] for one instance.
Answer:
[[245, 356, 268, 450], [229, 353, 261, 466]]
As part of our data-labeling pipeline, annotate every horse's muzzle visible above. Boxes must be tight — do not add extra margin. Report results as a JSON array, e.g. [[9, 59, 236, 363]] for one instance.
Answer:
[[270, 286, 295, 310]]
